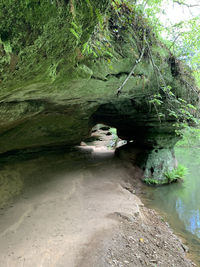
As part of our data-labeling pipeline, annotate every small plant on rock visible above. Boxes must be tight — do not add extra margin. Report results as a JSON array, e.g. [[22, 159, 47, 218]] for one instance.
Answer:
[[164, 164, 188, 183], [144, 178, 160, 185]]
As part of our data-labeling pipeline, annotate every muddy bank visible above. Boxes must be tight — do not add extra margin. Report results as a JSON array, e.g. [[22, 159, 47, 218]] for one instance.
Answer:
[[76, 190, 194, 267], [124, 147, 200, 267]]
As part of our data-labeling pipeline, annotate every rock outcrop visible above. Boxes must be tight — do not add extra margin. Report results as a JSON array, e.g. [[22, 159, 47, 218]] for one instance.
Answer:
[[0, 0, 199, 183]]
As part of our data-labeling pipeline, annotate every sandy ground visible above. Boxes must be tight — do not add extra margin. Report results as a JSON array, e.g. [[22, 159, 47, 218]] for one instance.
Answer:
[[0, 129, 195, 267]]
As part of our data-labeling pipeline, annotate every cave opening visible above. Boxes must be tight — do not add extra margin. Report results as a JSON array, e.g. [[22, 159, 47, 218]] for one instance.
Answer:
[[80, 124, 127, 152]]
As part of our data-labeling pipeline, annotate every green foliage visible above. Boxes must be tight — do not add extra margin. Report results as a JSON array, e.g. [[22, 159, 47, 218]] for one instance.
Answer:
[[85, 0, 94, 17], [0, 0, 199, 119], [146, 1, 200, 87], [168, 17, 200, 79], [114, 0, 200, 91], [107, 128, 118, 149], [193, 70, 200, 88], [0, 0, 58, 49], [70, 21, 82, 44], [144, 178, 160, 185], [164, 164, 188, 183], [80, 7, 114, 59], [149, 94, 163, 106], [144, 164, 188, 185], [110, 1, 200, 129], [176, 127, 200, 147], [149, 83, 199, 127], [109, 127, 117, 135], [0, 0, 110, 85], [111, 0, 199, 130]]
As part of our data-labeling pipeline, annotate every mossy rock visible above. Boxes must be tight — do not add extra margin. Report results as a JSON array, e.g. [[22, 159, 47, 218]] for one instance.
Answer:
[[0, 0, 198, 155]]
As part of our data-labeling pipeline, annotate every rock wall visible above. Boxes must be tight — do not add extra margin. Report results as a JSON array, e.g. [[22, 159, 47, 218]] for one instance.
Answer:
[[0, 0, 199, 183]]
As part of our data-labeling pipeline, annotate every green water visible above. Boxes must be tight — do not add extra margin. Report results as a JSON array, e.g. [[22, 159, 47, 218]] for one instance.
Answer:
[[141, 146, 200, 265]]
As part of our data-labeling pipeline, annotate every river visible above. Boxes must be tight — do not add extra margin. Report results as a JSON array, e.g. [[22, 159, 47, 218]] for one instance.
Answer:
[[140, 145, 200, 266]]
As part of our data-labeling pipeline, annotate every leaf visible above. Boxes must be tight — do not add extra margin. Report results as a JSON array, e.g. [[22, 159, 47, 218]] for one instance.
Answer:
[[70, 28, 80, 40], [82, 42, 88, 54], [187, 104, 197, 110], [71, 21, 79, 30]]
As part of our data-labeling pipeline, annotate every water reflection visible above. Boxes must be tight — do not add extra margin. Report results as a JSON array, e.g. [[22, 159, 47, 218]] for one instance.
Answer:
[[175, 147, 200, 239], [176, 200, 200, 238]]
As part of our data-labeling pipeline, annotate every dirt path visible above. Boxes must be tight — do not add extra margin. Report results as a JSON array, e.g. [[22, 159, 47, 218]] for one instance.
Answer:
[[0, 144, 194, 267]]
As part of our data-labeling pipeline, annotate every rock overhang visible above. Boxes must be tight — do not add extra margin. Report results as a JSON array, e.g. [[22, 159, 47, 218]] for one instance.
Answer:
[[0, 0, 199, 183]]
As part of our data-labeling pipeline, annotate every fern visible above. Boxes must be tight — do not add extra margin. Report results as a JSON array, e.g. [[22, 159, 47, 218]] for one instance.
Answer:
[[70, 28, 80, 40], [85, 0, 94, 17], [164, 164, 188, 183]]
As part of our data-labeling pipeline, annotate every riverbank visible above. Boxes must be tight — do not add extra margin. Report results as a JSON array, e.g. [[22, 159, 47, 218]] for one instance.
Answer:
[[128, 143, 200, 267], [0, 140, 195, 267], [120, 159, 197, 267]]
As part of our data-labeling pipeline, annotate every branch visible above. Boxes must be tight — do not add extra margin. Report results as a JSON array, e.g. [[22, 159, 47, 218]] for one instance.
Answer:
[[169, 32, 184, 51], [116, 34, 146, 97], [173, 1, 200, 8], [116, 47, 145, 96]]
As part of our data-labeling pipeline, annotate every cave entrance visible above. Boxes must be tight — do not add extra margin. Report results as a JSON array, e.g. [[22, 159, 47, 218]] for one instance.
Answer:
[[81, 124, 127, 152]]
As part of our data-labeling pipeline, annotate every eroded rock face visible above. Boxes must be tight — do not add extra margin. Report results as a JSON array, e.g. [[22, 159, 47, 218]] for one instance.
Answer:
[[93, 99, 180, 183], [141, 148, 177, 183], [0, 0, 199, 182]]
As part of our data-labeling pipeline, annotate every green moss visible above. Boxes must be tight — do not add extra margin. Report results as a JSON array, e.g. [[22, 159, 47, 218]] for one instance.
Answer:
[[0, 0, 198, 156], [144, 178, 162, 185], [0, 0, 109, 89]]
